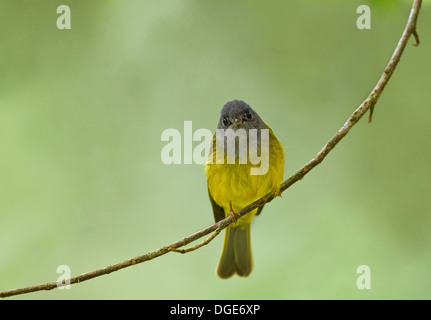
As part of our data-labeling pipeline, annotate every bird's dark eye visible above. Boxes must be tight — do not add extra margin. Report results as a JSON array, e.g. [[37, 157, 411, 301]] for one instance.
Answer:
[[245, 110, 253, 120], [222, 118, 230, 127]]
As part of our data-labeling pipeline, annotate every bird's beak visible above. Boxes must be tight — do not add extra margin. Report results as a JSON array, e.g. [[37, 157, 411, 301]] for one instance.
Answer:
[[232, 118, 243, 126]]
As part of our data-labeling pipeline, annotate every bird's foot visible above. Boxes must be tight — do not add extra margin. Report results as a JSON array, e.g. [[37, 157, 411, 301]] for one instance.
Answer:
[[229, 203, 240, 223]]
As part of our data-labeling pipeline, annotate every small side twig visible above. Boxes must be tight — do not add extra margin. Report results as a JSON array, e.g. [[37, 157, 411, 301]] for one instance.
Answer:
[[413, 29, 420, 46], [171, 228, 223, 254]]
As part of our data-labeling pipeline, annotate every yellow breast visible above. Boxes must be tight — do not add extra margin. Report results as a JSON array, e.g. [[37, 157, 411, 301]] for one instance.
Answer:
[[206, 128, 284, 225]]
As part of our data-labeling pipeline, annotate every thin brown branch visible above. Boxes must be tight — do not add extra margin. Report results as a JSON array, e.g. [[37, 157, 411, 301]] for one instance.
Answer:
[[0, 0, 422, 299], [369, 0, 421, 122]]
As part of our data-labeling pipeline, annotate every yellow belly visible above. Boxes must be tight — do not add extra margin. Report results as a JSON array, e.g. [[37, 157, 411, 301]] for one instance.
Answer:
[[206, 128, 284, 227]]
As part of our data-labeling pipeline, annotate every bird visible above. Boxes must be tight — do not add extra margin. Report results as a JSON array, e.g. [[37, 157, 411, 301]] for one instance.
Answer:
[[205, 100, 284, 278]]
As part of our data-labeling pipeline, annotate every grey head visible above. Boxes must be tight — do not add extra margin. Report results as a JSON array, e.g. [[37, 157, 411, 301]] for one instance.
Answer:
[[217, 100, 266, 130]]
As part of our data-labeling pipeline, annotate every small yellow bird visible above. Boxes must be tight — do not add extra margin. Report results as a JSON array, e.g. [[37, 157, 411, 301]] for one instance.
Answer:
[[206, 100, 284, 278]]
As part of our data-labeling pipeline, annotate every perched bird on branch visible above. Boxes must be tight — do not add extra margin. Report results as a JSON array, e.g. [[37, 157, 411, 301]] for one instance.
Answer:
[[206, 100, 284, 278]]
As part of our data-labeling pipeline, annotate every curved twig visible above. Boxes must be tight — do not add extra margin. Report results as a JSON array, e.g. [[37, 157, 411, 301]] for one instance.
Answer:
[[0, 0, 422, 298]]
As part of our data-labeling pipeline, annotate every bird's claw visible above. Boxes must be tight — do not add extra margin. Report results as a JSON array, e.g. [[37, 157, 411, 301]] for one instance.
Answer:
[[229, 203, 240, 223]]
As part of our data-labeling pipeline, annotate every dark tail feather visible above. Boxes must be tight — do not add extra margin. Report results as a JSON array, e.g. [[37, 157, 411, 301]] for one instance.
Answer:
[[217, 224, 253, 278], [217, 227, 236, 278], [234, 224, 253, 276]]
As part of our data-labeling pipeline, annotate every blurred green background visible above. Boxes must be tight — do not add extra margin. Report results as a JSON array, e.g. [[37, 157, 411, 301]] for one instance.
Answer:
[[0, 0, 430, 300]]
